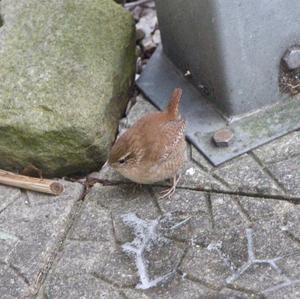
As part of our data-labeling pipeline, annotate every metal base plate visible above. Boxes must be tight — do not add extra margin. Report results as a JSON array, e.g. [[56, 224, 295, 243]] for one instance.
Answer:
[[137, 47, 300, 166]]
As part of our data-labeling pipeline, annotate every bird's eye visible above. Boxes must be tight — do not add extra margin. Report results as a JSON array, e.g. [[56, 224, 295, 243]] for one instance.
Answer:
[[118, 158, 126, 164], [118, 153, 132, 165]]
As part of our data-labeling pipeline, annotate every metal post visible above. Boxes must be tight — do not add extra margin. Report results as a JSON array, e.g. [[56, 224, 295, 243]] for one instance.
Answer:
[[137, 0, 300, 165]]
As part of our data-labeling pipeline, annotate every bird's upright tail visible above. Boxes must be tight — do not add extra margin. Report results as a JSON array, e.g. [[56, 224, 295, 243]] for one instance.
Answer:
[[166, 88, 183, 118]]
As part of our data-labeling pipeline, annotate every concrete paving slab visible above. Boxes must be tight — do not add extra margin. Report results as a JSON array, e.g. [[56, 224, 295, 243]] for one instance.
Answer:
[[0, 181, 83, 298], [2, 94, 300, 299]]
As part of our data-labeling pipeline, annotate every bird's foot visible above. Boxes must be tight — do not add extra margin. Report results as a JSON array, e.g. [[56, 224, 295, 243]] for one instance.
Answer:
[[132, 183, 144, 194], [158, 175, 181, 199]]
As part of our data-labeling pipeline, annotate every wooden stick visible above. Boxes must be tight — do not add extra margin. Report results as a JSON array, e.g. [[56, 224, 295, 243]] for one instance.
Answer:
[[0, 169, 64, 195]]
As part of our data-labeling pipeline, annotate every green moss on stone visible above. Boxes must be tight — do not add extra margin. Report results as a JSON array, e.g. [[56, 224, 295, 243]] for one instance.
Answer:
[[0, 0, 136, 177]]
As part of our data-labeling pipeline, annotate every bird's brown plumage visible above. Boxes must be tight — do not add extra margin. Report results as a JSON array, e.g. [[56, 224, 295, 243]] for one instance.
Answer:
[[108, 88, 186, 186]]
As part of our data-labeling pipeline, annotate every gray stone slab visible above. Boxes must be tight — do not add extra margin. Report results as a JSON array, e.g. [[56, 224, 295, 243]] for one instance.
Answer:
[[0, 181, 83, 298], [40, 181, 300, 298], [212, 154, 281, 195], [267, 155, 300, 196], [238, 196, 293, 222], [181, 244, 233, 289], [177, 160, 227, 191], [253, 131, 300, 165], [228, 222, 299, 293], [210, 194, 248, 230], [179, 192, 300, 295], [191, 144, 214, 171], [217, 288, 257, 299], [0, 185, 21, 212], [263, 281, 300, 299], [42, 183, 188, 296], [85, 184, 160, 244], [43, 274, 125, 299], [46, 240, 138, 288], [68, 201, 114, 243], [252, 131, 300, 198], [156, 188, 211, 241], [284, 205, 300, 240], [0, 263, 29, 299], [123, 275, 212, 299]]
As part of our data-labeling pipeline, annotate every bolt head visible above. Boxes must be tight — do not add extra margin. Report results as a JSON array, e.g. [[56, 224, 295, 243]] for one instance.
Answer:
[[282, 45, 300, 71], [213, 128, 234, 147]]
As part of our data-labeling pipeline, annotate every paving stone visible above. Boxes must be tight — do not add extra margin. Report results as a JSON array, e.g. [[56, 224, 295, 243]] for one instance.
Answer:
[[158, 189, 208, 215], [263, 281, 300, 299], [267, 156, 300, 196], [178, 191, 300, 295], [252, 132, 300, 198], [238, 196, 293, 222], [145, 240, 185, 286], [224, 222, 299, 294], [253, 131, 300, 165], [123, 275, 212, 299], [210, 194, 248, 230], [43, 183, 187, 294], [0, 263, 29, 299], [212, 154, 281, 195], [157, 189, 211, 240], [180, 222, 299, 293], [45, 240, 137, 288], [180, 243, 233, 289], [217, 288, 258, 298], [248, 220, 299, 263], [37, 181, 300, 298], [85, 183, 159, 244], [68, 201, 114, 242], [43, 274, 124, 299], [0, 181, 83, 298], [178, 160, 226, 191], [124, 278, 257, 298], [0, 185, 21, 212], [265, 256, 300, 299], [119, 212, 187, 289], [284, 205, 300, 240], [277, 254, 300, 282], [191, 144, 214, 171]]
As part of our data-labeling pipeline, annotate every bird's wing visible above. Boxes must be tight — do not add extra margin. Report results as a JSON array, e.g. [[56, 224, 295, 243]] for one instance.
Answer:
[[143, 119, 186, 163]]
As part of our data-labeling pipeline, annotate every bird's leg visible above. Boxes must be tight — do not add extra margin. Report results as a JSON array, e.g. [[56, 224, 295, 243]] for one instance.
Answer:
[[158, 175, 181, 199], [132, 183, 144, 194]]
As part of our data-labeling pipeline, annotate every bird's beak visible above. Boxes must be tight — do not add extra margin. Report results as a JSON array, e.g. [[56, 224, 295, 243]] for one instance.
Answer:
[[102, 160, 110, 169]]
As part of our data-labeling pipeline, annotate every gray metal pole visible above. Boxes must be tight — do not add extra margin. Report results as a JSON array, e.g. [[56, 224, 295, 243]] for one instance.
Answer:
[[138, 0, 300, 165]]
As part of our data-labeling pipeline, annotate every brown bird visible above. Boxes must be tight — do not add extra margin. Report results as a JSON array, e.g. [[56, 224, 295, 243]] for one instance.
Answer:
[[108, 88, 187, 198]]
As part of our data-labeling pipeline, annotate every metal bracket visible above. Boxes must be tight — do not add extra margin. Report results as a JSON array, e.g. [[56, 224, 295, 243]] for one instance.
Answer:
[[137, 47, 300, 165]]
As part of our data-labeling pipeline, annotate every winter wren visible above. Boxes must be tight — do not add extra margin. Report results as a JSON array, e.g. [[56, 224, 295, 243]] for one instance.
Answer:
[[108, 88, 187, 198]]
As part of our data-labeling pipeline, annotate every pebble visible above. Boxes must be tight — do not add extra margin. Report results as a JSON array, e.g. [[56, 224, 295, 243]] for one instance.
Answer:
[[141, 36, 156, 54], [152, 29, 161, 45]]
